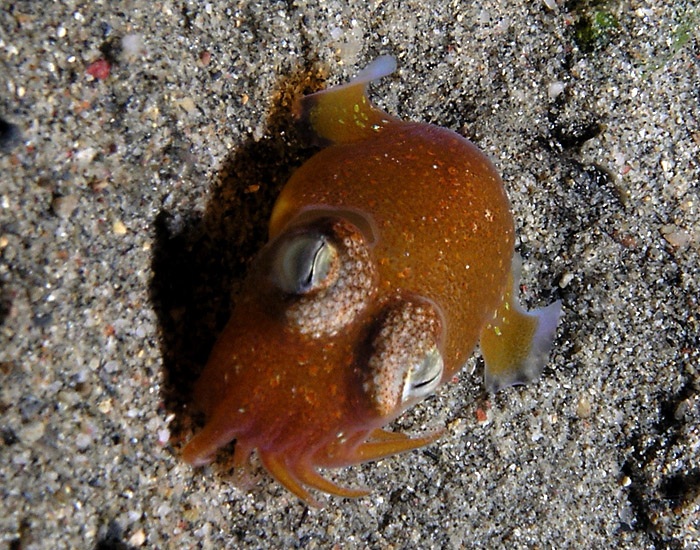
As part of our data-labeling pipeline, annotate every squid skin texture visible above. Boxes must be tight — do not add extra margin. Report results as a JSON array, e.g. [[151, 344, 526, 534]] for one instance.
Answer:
[[182, 56, 562, 506]]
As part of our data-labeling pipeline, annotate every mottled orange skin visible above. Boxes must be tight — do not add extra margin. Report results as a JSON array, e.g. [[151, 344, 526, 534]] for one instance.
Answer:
[[272, 121, 513, 378], [182, 59, 541, 506]]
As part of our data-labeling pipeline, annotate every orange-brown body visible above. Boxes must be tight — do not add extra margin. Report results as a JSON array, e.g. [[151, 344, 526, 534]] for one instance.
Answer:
[[271, 122, 514, 378], [182, 57, 561, 505]]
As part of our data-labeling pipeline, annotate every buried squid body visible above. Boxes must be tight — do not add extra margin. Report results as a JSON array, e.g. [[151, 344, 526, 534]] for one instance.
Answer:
[[182, 56, 562, 504]]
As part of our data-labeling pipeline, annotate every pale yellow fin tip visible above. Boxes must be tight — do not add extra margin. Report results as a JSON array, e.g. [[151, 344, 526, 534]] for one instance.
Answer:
[[484, 300, 563, 393], [351, 55, 396, 85], [294, 55, 397, 145]]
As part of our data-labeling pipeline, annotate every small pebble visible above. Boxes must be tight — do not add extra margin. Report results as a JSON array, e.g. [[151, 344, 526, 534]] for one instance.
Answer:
[[128, 530, 146, 547], [12, 450, 31, 466], [52, 194, 79, 219], [86, 59, 111, 80], [122, 34, 144, 57], [75, 432, 92, 449], [548, 81, 565, 100], [157, 428, 170, 445], [559, 271, 574, 288], [577, 395, 592, 418], [661, 225, 691, 249], [177, 97, 196, 114], [19, 421, 46, 444], [103, 360, 119, 373], [113, 219, 127, 235]]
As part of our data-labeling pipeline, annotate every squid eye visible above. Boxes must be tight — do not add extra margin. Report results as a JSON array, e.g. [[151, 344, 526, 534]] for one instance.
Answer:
[[365, 298, 444, 417], [281, 219, 377, 338], [402, 347, 443, 402], [273, 233, 338, 294]]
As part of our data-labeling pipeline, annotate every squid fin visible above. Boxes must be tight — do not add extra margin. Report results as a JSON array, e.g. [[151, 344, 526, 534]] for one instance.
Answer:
[[480, 258, 562, 393], [295, 55, 399, 145]]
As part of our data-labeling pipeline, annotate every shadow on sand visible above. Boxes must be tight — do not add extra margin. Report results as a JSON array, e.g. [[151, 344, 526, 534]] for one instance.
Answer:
[[149, 61, 326, 459]]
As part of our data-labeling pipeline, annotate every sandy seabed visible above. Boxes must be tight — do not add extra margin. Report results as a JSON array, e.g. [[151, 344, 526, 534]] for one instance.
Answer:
[[1, 1, 698, 548]]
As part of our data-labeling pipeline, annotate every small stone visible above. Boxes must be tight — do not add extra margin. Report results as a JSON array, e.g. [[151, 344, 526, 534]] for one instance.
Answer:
[[113, 219, 127, 235], [447, 418, 466, 437], [103, 360, 119, 373], [86, 59, 111, 80], [548, 81, 565, 100], [157, 428, 170, 445], [128, 529, 146, 547], [75, 432, 92, 449], [52, 194, 79, 219], [122, 34, 144, 57], [475, 404, 492, 424], [12, 449, 31, 466], [577, 395, 592, 418], [199, 50, 211, 65], [559, 271, 574, 288], [177, 97, 196, 114], [661, 225, 691, 249], [156, 503, 171, 518], [75, 147, 96, 164], [19, 421, 46, 444], [183, 508, 201, 522]]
